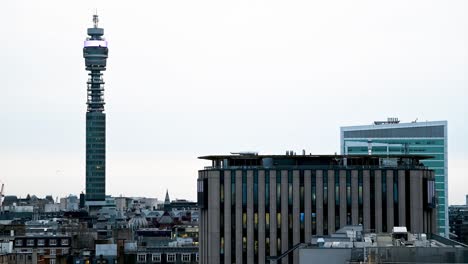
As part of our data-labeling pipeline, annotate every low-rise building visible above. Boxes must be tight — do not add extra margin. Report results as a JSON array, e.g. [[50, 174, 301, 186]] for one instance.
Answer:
[[297, 225, 468, 264], [13, 235, 72, 264]]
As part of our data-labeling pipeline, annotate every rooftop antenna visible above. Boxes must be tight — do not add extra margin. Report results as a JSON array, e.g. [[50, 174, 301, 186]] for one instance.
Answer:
[[93, 10, 99, 28]]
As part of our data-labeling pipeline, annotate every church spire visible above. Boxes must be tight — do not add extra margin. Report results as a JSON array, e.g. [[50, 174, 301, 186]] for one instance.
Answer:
[[164, 189, 170, 204]]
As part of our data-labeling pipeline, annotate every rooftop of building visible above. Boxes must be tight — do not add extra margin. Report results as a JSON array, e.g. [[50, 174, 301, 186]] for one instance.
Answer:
[[199, 153, 432, 170], [340, 118, 447, 135], [199, 153, 432, 160], [307, 225, 467, 249]]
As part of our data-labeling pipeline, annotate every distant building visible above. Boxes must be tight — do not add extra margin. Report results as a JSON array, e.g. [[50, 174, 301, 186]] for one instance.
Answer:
[[59, 195, 79, 212], [341, 119, 448, 236], [198, 153, 437, 264], [449, 205, 468, 245], [124, 232, 198, 264]]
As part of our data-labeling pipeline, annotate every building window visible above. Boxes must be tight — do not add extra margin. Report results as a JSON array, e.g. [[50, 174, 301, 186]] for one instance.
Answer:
[[182, 253, 191, 262], [137, 253, 146, 262], [167, 253, 176, 263], [49, 239, 57, 246], [152, 253, 161, 262], [37, 239, 45, 246], [50, 259, 56, 264], [15, 240, 23, 247], [61, 239, 69, 246], [27, 239, 34, 246], [50, 249, 56, 256], [196, 253, 199, 262], [62, 248, 69, 255]]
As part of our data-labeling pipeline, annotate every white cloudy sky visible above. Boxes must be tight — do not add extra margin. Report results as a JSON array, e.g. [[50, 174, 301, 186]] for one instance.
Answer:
[[1, 1, 467, 204]]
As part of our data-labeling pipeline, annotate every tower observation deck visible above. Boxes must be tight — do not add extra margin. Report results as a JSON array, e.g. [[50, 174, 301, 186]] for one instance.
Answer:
[[84, 14, 108, 202]]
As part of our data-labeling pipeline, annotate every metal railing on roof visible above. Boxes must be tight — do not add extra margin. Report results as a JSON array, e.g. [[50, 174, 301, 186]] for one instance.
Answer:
[[203, 165, 428, 170]]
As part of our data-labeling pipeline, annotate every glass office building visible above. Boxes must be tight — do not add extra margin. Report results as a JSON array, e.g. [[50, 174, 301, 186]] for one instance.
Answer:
[[341, 119, 448, 236]]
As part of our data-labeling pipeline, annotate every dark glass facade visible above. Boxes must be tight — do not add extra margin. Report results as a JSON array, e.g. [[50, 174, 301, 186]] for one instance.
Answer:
[[85, 113, 106, 201]]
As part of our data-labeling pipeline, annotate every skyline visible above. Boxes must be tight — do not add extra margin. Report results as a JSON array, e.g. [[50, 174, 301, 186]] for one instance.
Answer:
[[1, 1, 467, 203]]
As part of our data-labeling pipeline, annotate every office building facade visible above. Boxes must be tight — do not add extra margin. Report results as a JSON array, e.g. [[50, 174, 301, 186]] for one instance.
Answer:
[[341, 119, 448, 236], [83, 15, 109, 202], [198, 154, 437, 264]]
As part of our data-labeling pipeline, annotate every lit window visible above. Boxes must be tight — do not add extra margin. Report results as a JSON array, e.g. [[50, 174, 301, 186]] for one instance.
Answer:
[[167, 253, 176, 263], [49, 239, 57, 246], [61, 239, 69, 246], [37, 239, 45, 246], [137, 253, 146, 262], [182, 253, 190, 262], [27, 239, 34, 246], [15, 240, 23, 247], [152, 253, 161, 262]]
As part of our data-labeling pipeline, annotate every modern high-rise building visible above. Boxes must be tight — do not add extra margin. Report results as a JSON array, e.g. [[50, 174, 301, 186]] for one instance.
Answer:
[[340, 119, 448, 236], [83, 15, 109, 204], [198, 153, 437, 264]]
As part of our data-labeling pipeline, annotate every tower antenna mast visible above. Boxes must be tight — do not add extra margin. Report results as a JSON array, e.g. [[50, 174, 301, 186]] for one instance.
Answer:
[[93, 10, 99, 28]]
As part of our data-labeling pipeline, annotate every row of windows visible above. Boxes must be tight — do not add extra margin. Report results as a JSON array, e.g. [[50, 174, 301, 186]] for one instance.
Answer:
[[347, 147, 445, 154], [87, 178, 105, 183], [87, 127, 106, 132], [15, 238, 69, 247], [86, 115, 105, 121], [87, 121, 105, 126], [87, 151, 105, 155], [87, 155, 105, 159], [86, 183, 105, 188], [137, 253, 197, 263], [86, 132, 106, 137], [86, 144, 105, 149], [345, 139, 445, 146], [87, 138, 105, 143], [86, 159, 104, 164]]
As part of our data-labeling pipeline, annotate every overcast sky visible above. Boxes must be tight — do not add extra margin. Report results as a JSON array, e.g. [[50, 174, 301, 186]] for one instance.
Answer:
[[1, 1, 467, 204]]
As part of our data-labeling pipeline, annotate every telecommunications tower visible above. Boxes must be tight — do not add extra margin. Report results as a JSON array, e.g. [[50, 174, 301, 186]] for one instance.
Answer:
[[83, 14, 108, 204]]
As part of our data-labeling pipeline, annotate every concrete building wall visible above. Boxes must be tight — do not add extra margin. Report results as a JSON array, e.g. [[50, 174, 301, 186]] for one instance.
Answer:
[[258, 170, 266, 264], [363, 170, 371, 231], [292, 170, 300, 264], [304, 170, 312, 242], [280, 170, 288, 264], [327, 170, 335, 234], [269, 170, 277, 258], [223, 171, 231, 264], [351, 170, 359, 225], [316, 170, 324, 236], [339, 170, 347, 228], [375, 170, 383, 233], [199, 166, 435, 264], [386, 170, 394, 232]]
